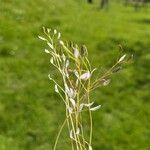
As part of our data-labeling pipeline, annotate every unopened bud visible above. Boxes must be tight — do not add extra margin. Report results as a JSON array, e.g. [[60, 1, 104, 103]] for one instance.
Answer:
[[99, 79, 111, 86], [81, 45, 88, 57], [112, 66, 122, 73]]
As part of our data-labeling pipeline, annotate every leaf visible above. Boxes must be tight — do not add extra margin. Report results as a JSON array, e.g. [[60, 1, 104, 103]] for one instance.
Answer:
[[90, 105, 101, 111]]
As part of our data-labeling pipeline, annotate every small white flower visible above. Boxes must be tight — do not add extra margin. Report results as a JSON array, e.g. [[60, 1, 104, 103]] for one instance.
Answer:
[[54, 29, 57, 34], [59, 40, 64, 46], [65, 85, 76, 98], [103, 81, 110, 86], [64, 84, 69, 92], [75, 79, 79, 87], [47, 28, 51, 33], [44, 49, 50, 54], [67, 88, 76, 99], [90, 105, 101, 111], [79, 102, 94, 111], [67, 106, 73, 114], [64, 68, 69, 78], [118, 54, 126, 62], [70, 130, 74, 139], [57, 32, 61, 39], [100, 79, 111, 86], [48, 74, 52, 80], [70, 128, 80, 139], [47, 42, 54, 49], [38, 36, 47, 41], [54, 85, 59, 93], [76, 128, 80, 135], [69, 98, 76, 107], [80, 71, 91, 80], [50, 57, 54, 64], [74, 70, 79, 78], [65, 60, 69, 68], [42, 26, 46, 32], [84, 102, 94, 107], [73, 48, 79, 58], [62, 54, 66, 62], [89, 145, 92, 150]]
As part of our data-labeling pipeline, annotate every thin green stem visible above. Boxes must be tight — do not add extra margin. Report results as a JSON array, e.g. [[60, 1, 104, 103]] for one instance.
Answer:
[[53, 118, 67, 150]]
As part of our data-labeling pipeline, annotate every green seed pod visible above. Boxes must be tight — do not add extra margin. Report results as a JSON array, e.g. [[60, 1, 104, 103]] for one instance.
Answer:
[[81, 45, 88, 57], [69, 41, 74, 48], [112, 66, 122, 73]]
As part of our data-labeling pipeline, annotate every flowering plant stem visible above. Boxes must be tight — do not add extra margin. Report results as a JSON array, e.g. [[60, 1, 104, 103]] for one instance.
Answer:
[[38, 27, 130, 150]]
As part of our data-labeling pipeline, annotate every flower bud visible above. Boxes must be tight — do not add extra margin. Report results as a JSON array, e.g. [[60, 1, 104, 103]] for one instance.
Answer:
[[81, 45, 88, 57], [99, 79, 111, 86]]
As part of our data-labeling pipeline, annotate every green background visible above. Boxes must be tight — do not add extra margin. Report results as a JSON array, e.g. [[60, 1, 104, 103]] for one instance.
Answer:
[[0, 0, 150, 149]]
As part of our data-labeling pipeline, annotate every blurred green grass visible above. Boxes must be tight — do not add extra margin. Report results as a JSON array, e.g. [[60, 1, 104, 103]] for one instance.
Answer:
[[0, 0, 150, 149]]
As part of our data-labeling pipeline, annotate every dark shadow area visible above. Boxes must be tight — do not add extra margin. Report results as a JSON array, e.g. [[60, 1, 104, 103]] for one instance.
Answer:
[[0, 47, 13, 57], [135, 18, 150, 24]]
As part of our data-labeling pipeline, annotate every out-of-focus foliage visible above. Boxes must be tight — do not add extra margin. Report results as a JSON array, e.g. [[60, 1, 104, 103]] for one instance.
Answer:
[[0, 0, 149, 149]]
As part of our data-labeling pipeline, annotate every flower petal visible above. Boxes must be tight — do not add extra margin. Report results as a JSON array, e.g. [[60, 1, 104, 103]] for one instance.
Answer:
[[54, 29, 57, 34], [79, 102, 94, 111], [54, 85, 59, 93], [118, 54, 126, 62], [90, 105, 101, 111], [80, 71, 91, 80], [47, 42, 54, 49], [57, 32, 61, 39], [38, 36, 47, 41], [89, 145, 92, 150], [70, 130, 74, 139], [50, 57, 54, 64], [76, 128, 80, 135], [73, 48, 79, 58], [44, 49, 50, 54], [69, 98, 76, 107]]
